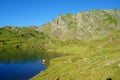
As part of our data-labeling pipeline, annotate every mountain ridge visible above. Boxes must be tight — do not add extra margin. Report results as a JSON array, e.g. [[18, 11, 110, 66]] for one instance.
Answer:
[[0, 9, 120, 49], [38, 9, 120, 40]]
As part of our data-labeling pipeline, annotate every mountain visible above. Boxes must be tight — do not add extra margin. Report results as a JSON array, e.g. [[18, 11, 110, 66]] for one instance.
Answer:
[[0, 9, 120, 45], [39, 9, 120, 40], [0, 9, 120, 80], [30, 9, 120, 80]]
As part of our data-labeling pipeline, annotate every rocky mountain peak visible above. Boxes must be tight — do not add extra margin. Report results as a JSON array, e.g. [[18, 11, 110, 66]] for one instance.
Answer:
[[39, 9, 120, 40]]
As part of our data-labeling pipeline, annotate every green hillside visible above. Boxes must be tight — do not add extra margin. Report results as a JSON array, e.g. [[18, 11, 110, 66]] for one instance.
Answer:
[[0, 26, 49, 49], [31, 31, 120, 80], [0, 9, 120, 80]]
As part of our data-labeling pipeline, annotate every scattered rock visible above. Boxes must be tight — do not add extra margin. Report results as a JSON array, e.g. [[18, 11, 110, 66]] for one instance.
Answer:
[[106, 77, 112, 80], [16, 45, 20, 49], [104, 61, 112, 66], [105, 56, 108, 59], [82, 57, 88, 62], [42, 59, 46, 64], [118, 63, 120, 67]]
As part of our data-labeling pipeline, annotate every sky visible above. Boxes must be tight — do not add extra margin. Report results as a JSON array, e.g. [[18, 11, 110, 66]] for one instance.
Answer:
[[0, 0, 120, 27]]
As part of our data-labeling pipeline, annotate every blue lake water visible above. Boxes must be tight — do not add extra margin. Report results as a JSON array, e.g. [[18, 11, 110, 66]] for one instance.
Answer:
[[0, 48, 63, 80], [0, 61, 45, 80]]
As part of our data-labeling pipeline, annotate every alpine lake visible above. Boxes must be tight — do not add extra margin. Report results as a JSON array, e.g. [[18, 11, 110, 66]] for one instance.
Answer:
[[0, 48, 65, 80]]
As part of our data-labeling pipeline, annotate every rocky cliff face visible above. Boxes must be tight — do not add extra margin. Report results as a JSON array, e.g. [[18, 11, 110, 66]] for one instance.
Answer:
[[39, 9, 120, 40]]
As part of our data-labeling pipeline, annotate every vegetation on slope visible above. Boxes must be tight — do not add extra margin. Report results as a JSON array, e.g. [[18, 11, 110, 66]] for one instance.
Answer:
[[30, 9, 120, 80], [0, 9, 120, 80], [31, 30, 120, 80], [0, 26, 50, 49]]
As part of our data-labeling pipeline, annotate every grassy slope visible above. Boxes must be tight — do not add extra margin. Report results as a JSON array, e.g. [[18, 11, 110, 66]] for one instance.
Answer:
[[0, 10, 120, 80], [31, 31, 120, 80], [0, 26, 49, 49]]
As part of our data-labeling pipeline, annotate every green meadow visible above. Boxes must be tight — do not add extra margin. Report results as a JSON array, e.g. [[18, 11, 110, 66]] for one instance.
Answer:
[[31, 31, 120, 80]]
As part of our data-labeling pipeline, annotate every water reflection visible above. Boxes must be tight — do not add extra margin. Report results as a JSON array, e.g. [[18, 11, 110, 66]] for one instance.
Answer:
[[0, 48, 62, 64], [0, 48, 64, 80]]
